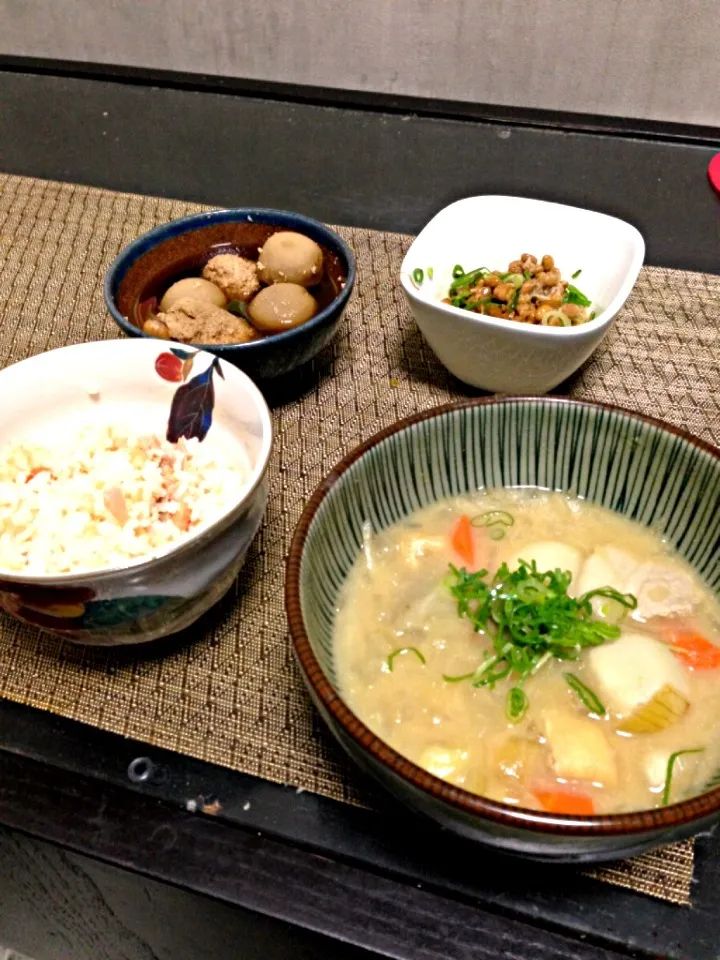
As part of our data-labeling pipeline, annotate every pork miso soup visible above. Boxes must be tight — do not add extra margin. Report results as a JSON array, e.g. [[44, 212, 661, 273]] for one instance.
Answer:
[[334, 491, 720, 815]]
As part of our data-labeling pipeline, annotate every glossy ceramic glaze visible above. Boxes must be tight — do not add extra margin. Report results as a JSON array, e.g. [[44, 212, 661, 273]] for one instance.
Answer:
[[0, 339, 272, 645], [104, 208, 356, 381], [400, 196, 645, 394], [286, 397, 720, 861]]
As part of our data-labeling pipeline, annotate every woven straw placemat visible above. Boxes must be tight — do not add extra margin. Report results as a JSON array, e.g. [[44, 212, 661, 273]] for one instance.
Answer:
[[1, 173, 718, 906]]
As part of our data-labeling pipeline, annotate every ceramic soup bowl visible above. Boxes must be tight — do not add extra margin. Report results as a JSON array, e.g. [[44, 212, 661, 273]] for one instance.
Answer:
[[287, 397, 720, 862], [0, 339, 272, 645]]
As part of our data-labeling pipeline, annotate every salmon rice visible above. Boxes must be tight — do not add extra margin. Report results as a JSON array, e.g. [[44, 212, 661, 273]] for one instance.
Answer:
[[0, 424, 249, 575]]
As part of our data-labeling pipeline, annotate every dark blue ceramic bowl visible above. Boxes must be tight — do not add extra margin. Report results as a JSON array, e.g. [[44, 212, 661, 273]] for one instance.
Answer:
[[103, 208, 356, 380]]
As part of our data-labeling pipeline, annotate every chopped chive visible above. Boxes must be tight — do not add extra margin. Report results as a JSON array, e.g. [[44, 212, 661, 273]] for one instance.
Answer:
[[427, 266, 434, 279], [466, 297, 493, 310], [471, 510, 514, 526], [452, 264, 465, 278], [412, 268, 424, 286], [387, 646, 426, 671], [449, 267, 490, 293], [572, 269, 582, 279], [704, 767, 720, 791], [564, 673, 606, 716], [226, 299, 250, 319], [579, 587, 637, 612], [471, 510, 514, 529], [563, 284, 592, 307], [445, 561, 636, 720], [662, 748, 705, 806], [443, 671, 476, 683], [507, 686, 528, 722]]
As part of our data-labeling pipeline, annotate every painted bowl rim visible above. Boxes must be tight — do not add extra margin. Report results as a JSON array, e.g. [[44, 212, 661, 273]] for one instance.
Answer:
[[0, 339, 274, 585], [286, 395, 720, 837], [103, 207, 357, 354]]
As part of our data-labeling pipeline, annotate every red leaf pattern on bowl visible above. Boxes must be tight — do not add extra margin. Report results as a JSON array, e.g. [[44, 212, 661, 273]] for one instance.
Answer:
[[155, 352, 184, 382]]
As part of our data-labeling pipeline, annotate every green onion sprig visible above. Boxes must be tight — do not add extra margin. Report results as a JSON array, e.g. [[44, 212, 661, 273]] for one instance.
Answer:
[[663, 748, 705, 806], [444, 561, 636, 723], [471, 510, 514, 541], [563, 283, 592, 307], [226, 299, 250, 319], [387, 646, 426, 671], [564, 672, 606, 716]]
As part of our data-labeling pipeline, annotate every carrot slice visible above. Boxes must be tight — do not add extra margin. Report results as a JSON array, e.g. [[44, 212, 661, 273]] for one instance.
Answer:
[[664, 630, 720, 670], [450, 514, 475, 567], [533, 789, 595, 816]]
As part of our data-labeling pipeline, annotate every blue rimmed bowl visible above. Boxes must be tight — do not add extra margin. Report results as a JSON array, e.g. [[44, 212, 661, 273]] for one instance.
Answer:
[[104, 208, 356, 381], [286, 397, 720, 862]]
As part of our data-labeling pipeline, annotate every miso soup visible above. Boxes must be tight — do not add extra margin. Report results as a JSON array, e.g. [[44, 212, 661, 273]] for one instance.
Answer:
[[334, 491, 720, 815]]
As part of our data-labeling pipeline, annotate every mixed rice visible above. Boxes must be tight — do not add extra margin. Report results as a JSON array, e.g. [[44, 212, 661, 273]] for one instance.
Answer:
[[0, 425, 249, 574]]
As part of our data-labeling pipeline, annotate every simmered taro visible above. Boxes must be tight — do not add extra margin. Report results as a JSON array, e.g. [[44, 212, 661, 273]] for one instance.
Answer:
[[133, 225, 343, 347], [257, 232, 324, 288], [248, 283, 318, 333], [334, 491, 720, 815], [160, 277, 227, 312]]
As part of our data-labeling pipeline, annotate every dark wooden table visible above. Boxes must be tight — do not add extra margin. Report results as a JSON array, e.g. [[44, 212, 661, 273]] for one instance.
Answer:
[[0, 63, 719, 960]]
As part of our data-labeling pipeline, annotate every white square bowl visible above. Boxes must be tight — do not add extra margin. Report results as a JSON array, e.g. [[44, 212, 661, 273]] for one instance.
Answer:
[[400, 196, 645, 394]]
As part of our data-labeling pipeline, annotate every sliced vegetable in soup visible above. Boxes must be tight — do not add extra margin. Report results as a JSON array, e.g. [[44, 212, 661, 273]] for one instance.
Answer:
[[334, 491, 720, 815]]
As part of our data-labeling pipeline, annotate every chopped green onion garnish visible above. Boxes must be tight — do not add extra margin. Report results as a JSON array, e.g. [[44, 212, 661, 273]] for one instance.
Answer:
[[226, 299, 250, 319], [427, 266, 434, 279], [412, 268, 424, 286], [471, 510, 514, 538], [444, 562, 635, 719], [507, 686, 528, 722], [470, 510, 514, 528], [387, 646, 426, 671], [449, 267, 491, 293], [443, 671, 476, 683], [523, 270, 532, 280], [564, 673, 606, 716], [571, 269, 582, 279], [563, 284, 592, 307], [452, 264, 465, 278], [579, 587, 637, 611], [662, 748, 704, 806], [703, 767, 720, 791]]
